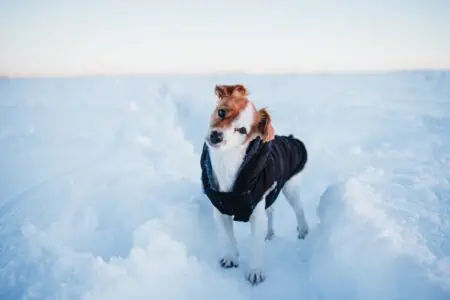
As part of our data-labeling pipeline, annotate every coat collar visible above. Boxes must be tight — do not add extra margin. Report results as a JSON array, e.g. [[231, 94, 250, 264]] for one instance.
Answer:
[[201, 136, 271, 194]]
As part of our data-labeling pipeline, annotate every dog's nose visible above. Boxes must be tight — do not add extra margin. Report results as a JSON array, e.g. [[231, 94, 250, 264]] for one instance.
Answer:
[[209, 130, 223, 144]]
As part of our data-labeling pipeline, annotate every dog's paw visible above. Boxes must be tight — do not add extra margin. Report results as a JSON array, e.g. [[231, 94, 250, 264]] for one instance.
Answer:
[[265, 228, 275, 241], [297, 224, 309, 240], [219, 257, 239, 268], [246, 269, 266, 286]]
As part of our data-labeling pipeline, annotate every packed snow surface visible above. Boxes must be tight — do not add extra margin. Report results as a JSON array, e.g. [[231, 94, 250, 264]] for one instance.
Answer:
[[1, 72, 450, 299]]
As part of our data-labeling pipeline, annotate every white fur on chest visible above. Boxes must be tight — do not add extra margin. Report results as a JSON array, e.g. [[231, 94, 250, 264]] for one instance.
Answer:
[[209, 146, 246, 192]]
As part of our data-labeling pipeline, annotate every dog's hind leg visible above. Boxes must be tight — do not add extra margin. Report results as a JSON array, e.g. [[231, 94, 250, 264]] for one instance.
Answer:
[[282, 174, 309, 239], [265, 206, 275, 240]]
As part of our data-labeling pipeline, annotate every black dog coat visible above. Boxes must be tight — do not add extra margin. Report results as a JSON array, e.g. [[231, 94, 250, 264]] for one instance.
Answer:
[[200, 135, 307, 222]]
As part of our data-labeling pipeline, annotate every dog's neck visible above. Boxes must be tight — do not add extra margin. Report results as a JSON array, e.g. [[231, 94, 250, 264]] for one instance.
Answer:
[[209, 144, 248, 192]]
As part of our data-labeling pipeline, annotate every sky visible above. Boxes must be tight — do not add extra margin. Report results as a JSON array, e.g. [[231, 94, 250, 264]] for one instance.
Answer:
[[0, 0, 449, 76]]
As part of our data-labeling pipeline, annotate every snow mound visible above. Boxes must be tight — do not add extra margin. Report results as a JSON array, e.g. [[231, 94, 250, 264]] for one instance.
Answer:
[[312, 170, 449, 299]]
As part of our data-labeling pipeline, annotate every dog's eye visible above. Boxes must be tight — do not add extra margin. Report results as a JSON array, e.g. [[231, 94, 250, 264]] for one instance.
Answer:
[[217, 109, 226, 119], [235, 127, 247, 135]]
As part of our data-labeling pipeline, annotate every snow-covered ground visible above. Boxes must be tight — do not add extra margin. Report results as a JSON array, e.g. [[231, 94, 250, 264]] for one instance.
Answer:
[[1, 72, 450, 300]]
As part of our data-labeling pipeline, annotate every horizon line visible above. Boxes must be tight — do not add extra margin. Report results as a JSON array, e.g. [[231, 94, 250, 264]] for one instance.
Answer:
[[1, 67, 450, 79]]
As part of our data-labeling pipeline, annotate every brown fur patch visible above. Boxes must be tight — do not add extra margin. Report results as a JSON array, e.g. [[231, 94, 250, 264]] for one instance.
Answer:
[[215, 84, 248, 99], [211, 85, 250, 129], [245, 107, 274, 143], [258, 108, 275, 142]]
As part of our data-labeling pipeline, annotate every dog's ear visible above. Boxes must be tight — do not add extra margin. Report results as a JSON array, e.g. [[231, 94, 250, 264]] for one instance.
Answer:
[[258, 108, 274, 142], [215, 84, 248, 99], [215, 85, 228, 99], [231, 84, 248, 97]]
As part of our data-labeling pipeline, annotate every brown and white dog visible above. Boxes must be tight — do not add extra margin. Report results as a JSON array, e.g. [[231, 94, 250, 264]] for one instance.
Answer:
[[201, 84, 309, 285]]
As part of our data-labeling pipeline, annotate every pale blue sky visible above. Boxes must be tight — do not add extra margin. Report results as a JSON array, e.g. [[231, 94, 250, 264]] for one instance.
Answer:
[[0, 0, 449, 76]]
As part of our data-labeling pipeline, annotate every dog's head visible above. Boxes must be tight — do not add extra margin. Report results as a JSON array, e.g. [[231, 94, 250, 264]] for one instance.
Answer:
[[206, 84, 274, 151]]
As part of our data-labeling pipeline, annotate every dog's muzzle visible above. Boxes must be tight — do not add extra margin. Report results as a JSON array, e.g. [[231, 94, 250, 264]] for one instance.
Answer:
[[209, 130, 223, 145]]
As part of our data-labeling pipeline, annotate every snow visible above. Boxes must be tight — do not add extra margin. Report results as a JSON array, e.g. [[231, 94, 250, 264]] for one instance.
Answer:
[[1, 72, 450, 300]]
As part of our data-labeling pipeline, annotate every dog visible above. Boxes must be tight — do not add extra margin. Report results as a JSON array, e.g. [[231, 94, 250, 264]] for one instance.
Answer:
[[200, 84, 309, 286]]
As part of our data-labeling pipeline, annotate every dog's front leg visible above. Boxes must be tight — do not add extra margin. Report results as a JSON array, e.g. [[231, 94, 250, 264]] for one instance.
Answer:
[[213, 208, 239, 268], [247, 200, 267, 285]]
